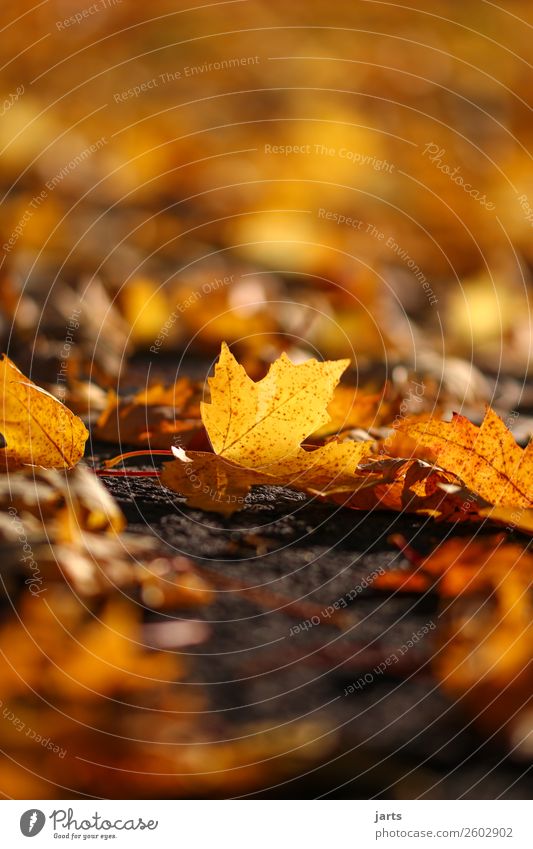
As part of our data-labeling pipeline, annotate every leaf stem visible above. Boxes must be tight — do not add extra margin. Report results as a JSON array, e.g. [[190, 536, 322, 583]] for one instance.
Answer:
[[95, 469, 161, 477], [103, 449, 173, 469]]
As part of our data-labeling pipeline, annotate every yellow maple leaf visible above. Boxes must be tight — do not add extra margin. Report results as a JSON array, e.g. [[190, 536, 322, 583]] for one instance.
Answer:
[[201, 343, 371, 477], [399, 406, 533, 508], [161, 446, 384, 516], [160, 449, 275, 516], [0, 355, 88, 468]]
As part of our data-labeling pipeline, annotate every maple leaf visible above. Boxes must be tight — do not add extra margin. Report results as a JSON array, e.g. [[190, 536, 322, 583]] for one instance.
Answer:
[[322, 457, 471, 521], [160, 449, 272, 516], [161, 347, 375, 514], [0, 355, 88, 468], [399, 406, 533, 508], [161, 445, 382, 516], [201, 343, 371, 476]]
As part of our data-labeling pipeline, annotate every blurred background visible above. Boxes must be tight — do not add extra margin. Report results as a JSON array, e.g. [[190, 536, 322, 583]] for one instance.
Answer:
[[1, 0, 531, 391]]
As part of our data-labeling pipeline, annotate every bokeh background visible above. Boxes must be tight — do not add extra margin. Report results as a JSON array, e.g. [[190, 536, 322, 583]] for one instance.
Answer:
[[1, 0, 533, 802], [1, 0, 531, 388]]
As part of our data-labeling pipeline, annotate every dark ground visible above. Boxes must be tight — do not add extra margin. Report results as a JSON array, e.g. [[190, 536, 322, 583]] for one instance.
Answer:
[[97, 451, 533, 800]]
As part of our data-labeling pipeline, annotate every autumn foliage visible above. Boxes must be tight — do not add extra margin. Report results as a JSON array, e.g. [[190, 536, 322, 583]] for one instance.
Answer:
[[1, 0, 533, 799]]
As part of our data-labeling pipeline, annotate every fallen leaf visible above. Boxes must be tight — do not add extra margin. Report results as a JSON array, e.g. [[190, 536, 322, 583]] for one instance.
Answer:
[[50, 378, 108, 418], [325, 458, 470, 520], [160, 449, 272, 516], [0, 588, 182, 701], [161, 443, 381, 516], [162, 348, 475, 518], [0, 355, 88, 468], [53, 532, 213, 605], [0, 464, 211, 605], [376, 412, 440, 462], [201, 343, 372, 476], [399, 406, 533, 507], [0, 582, 329, 799], [47, 598, 179, 699], [119, 276, 174, 347]]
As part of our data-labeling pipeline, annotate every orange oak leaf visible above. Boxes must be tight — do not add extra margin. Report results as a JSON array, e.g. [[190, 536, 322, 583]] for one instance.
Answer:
[[398, 407, 533, 508], [0, 354, 88, 469]]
